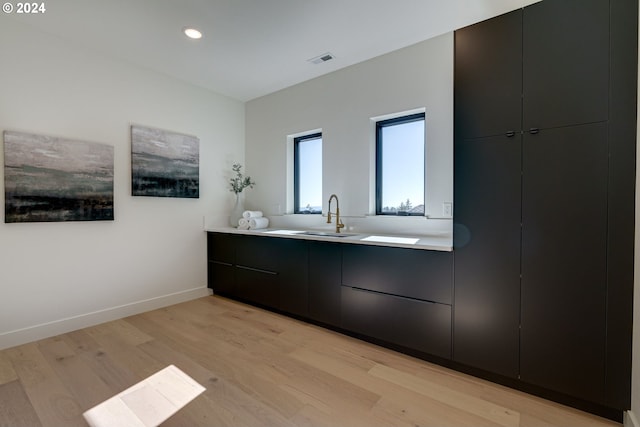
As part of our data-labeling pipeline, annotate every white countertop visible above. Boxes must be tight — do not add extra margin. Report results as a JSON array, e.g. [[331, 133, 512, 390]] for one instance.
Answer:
[[206, 226, 453, 252]]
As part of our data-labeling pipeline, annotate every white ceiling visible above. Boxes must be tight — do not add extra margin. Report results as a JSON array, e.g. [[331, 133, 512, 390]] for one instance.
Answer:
[[7, 0, 541, 102]]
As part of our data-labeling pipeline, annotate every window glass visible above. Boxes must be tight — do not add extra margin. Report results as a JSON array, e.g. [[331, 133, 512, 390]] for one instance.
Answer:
[[376, 113, 425, 215], [294, 133, 322, 214]]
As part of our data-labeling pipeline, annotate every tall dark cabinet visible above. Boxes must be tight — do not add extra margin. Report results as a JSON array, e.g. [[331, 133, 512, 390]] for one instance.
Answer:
[[521, 123, 608, 403], [453, 134, 521, 378], [522, 0, 609, 130], [454, 0, 636, 413], [453, 9, 522, 379]]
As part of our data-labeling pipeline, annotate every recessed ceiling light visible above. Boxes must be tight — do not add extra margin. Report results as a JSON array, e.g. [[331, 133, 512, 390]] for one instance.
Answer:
[[183, 27, 202, 40]]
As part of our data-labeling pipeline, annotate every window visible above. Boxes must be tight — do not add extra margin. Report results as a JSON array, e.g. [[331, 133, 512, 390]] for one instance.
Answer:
[[294, 133, 322, 214], [376, 113, 425, 215]]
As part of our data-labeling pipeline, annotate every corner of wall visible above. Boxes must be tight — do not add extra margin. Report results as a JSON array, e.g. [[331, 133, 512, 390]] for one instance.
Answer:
[[625, 410, 640, 427]]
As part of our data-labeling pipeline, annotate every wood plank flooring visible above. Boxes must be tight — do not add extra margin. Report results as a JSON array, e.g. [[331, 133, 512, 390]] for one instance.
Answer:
[[0, 296, 620, 427]]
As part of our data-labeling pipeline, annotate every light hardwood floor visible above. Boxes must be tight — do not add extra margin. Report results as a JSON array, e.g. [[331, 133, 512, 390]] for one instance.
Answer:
[[0, 296, 620, 427]]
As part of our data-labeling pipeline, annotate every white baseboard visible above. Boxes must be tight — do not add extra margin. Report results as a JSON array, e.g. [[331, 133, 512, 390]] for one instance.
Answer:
[[626, 410, 640, 427], [0, 287, 213, 350]]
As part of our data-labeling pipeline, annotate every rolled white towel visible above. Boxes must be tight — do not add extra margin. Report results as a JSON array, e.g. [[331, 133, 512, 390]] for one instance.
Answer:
[[238, 218, 250, 230], [242, 210, 263, 219], [249, 217, 269, 230]]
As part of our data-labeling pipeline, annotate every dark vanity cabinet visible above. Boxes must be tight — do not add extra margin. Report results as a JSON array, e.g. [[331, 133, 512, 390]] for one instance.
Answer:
[[341, 287, 451, 359], [207, 233, 309, 317], [234, 235, 280, 308], [267, 237, 308, 317], [207, 232, 236, 296], [207, 232, 454, 361], [454, 0, 636, 412], [341, 245, 453, 359], [342, 245, 452, 304], [307, 241, 342, 328]]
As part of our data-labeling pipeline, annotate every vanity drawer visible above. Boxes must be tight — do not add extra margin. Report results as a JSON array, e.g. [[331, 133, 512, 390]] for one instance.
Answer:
[[342, 245, 453, 304], [341, 286, 451, 359]]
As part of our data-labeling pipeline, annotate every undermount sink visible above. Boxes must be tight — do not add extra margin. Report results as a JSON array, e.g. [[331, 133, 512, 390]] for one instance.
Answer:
[[298, 231, 354, 238], [262, 229, 304, 235], [261, 229, 355, 238], [361, 235, 419, 245]]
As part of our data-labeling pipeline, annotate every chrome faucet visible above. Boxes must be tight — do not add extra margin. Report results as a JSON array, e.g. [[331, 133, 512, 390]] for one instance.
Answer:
[[327, 194, 345, 233]]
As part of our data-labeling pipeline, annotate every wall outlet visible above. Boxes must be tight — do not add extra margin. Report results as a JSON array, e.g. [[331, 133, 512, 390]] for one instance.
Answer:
[[443, 202, 453, 218]]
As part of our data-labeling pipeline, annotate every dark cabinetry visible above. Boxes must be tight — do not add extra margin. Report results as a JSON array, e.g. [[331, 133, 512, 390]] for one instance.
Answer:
[[207, 232, 236, 296], [235, 235, 281, 308], [453, 134, 521, 378], [341, 245, 453, 359], [207, 232, 454, 361], [207, 233, 309, 316], [520, 123, 608, 403], [453, 7, 525, 381], [268, 237, 308, 317], [342, 245, 452, 304], [454, 0, 636, 412], [307, 241, 342, 327], [454, 9, 522, 140], [341, 287, 451, 359], [522, 0, 609, 130], [455, 0, 609, 141]]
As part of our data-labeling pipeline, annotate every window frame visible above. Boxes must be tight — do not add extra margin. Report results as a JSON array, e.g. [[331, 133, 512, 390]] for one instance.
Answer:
[[375, 112, 426, 216], [293, 132, 322, 214]]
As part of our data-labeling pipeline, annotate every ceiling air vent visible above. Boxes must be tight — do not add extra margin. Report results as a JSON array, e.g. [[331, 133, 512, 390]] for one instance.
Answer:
[[308, 52, 335, 64]]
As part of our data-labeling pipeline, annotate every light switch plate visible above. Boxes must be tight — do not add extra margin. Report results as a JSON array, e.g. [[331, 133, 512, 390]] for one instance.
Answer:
[[443, 202, 452, 218]]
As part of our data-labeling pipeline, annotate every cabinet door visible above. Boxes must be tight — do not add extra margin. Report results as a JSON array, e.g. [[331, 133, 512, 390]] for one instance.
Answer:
[[234, 235, 308, 314], [521, 123, 608, 403], [235, 235, 279, 272], [207, 233, 236, 294], [235, 266, 279, 308], [453, 134, 521, 379], [277, 238, 308, 317], [234, 235, 280, 309], [454, 9, 522, 140], [342, 245, 452, 305], [207, 232, 235, 263], [208, 261, 235, 295], [341, 287, 451, 359], [523, 0, 609, 130], [308, 241, 342, 327], [605, 0, 637, 409]]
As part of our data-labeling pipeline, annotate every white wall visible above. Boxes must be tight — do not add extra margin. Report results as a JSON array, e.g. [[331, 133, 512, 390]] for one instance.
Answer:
[[245, 33, 453, 236], [0, 18, 244, 349]]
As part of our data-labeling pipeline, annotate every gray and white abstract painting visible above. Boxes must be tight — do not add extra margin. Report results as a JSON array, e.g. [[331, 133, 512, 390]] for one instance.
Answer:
[[131, 125, 199, 198], [4, 131, 114, 223]]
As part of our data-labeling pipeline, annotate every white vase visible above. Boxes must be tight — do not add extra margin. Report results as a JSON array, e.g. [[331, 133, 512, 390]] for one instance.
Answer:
[[229, 193, 244, 227]]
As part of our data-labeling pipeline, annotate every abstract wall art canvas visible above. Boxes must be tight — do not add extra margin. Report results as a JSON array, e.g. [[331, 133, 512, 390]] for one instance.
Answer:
[[131, 125, 199, 198], [4, 131, 114, 223]]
